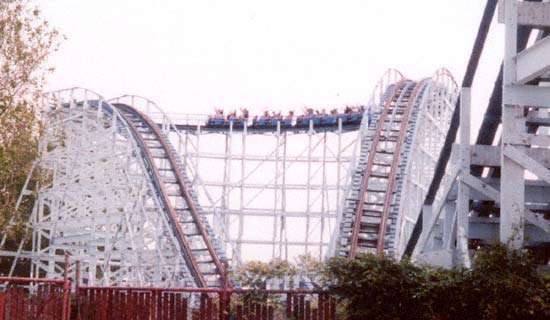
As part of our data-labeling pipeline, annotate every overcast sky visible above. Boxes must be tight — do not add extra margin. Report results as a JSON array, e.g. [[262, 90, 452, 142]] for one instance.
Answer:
[[39, 0, 504, 139]]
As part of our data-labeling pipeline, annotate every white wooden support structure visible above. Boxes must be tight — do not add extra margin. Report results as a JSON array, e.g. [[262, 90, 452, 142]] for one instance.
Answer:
[[456, 87, 471, 267], [415, 1, 550, 267], [500, 0, 550, 248]]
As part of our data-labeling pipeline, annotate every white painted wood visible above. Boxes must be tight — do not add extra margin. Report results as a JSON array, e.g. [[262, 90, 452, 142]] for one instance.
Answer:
[[504, 145, 550, 185], [457, 87, 471, 267], [504, 85, 550, 108], [502, 0, 524, 249], [515, 35, 550, 84], [470, 145, 550, 167], [461, 174, 500, 201], [498, 0, 550, 28], [524, 210, 550, 234]]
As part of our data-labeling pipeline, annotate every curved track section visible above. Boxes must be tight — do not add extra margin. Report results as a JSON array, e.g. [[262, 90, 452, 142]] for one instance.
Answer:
[[110, 95, 242, 265], [394, 69, 458, 256], [113, 103, 228, 287], [336, 69, 457, 258], [22, 88, 228, 288]]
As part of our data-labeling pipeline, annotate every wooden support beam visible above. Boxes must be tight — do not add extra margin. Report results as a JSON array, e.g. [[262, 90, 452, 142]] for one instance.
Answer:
[[470, 145, 550, 167], [504, 85, 550, 108], [503, 144, 550, 185], [515, 36, 550, 84], [498, 0, 550, 28]]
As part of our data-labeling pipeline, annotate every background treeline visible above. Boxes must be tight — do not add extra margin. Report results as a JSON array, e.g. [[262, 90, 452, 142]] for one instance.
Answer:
[[0, 0, 61, 275]]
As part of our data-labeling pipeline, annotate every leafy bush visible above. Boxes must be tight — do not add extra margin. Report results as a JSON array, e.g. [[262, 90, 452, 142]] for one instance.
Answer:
[[324, 253, 425, 319], [323, 244, 549, 320], [232, 259, 297, 306]]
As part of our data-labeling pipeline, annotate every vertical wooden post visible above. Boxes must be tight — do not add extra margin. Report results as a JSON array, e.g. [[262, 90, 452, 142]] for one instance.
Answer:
[[75, 261, 81, 320], [299, 295, 305, 320], [206, 296, 212, 320], [236, 305, 243, 320], [329, 297, 336, 320], [0, 292, 6, 320], [149, 291, 156, 319], [182, 296, 187, 320], [312, 308, 318, 320], [267, 306, 274, 320], [61, 254, 70, 320], [501, 0, 524, 249], [244, 299, 250, 319], [163, 292, 170, 320], [322, 294, 329, 320], [318, 294, 324, 320], [457, 87, 471, 267], [200, 293, 207, 320], [220, 262, 231, 320], [285, 293, 292, 318], [293, 295, 299, 319]]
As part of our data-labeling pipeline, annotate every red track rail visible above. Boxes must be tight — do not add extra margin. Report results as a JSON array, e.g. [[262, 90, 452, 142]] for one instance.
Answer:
[[375, 79, 428, 253], [348, 79, 427, 257], [348, 80, 406, 257], [116, 105, 226, 288]]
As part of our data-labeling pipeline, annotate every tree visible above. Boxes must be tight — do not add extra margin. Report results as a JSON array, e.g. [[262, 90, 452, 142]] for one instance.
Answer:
[[231, 255, 325, 316], [233, 259, 297, 306], [465, 244, 549, 319], [295, 253, 324, 288], [323, 244, 550, 320], [0, 0, 61, 272], [324, 253, 426, 320]]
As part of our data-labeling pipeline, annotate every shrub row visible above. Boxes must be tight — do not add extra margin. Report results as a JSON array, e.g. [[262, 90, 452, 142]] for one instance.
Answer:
[[324, 244, 549, 320]]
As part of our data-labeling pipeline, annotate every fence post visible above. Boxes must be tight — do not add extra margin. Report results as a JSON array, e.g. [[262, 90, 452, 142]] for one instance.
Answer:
[[75, 260, 81, 320], [220, 262, 231, 320], [329, 297, 336, 320], [318, 294, 324, 320], [322, 293, 329, 320], [219, 291, 226, 320], [286, 293, 292, 318], [61, 254, 70, 320], [0, 292, 5, 320]]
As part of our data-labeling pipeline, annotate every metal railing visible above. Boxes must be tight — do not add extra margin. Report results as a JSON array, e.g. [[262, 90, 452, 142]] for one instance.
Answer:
[[0, 256, 71, 320]]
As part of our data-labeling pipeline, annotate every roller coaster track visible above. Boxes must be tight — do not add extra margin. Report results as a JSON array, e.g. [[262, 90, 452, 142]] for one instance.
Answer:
[[336, 69, 457, 258], [2, 73, 455, 286], [0, 88, 231, 288], [113, 103, 228, 288], [338, 80, 421, 256]]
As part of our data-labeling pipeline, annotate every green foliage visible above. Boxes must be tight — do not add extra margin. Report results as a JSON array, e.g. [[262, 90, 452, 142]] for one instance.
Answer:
[[0, 1, 61, 106], [465, 245, 548, 320], [0, 0, 61, 274], [324, 244, 549, 320], [231, 255, 325, 313], [324, 253, 425, 319], [233, 259, 297, 306], [234, 259, 297, 290], [230, 247, 548, 319], [295, 253, 324, 288]]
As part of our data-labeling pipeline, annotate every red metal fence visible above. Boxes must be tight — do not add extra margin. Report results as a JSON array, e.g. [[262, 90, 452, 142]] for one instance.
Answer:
[[0, 257, 338, 319], [75, 286, 337, 320], [0, 276, 71, 320]]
